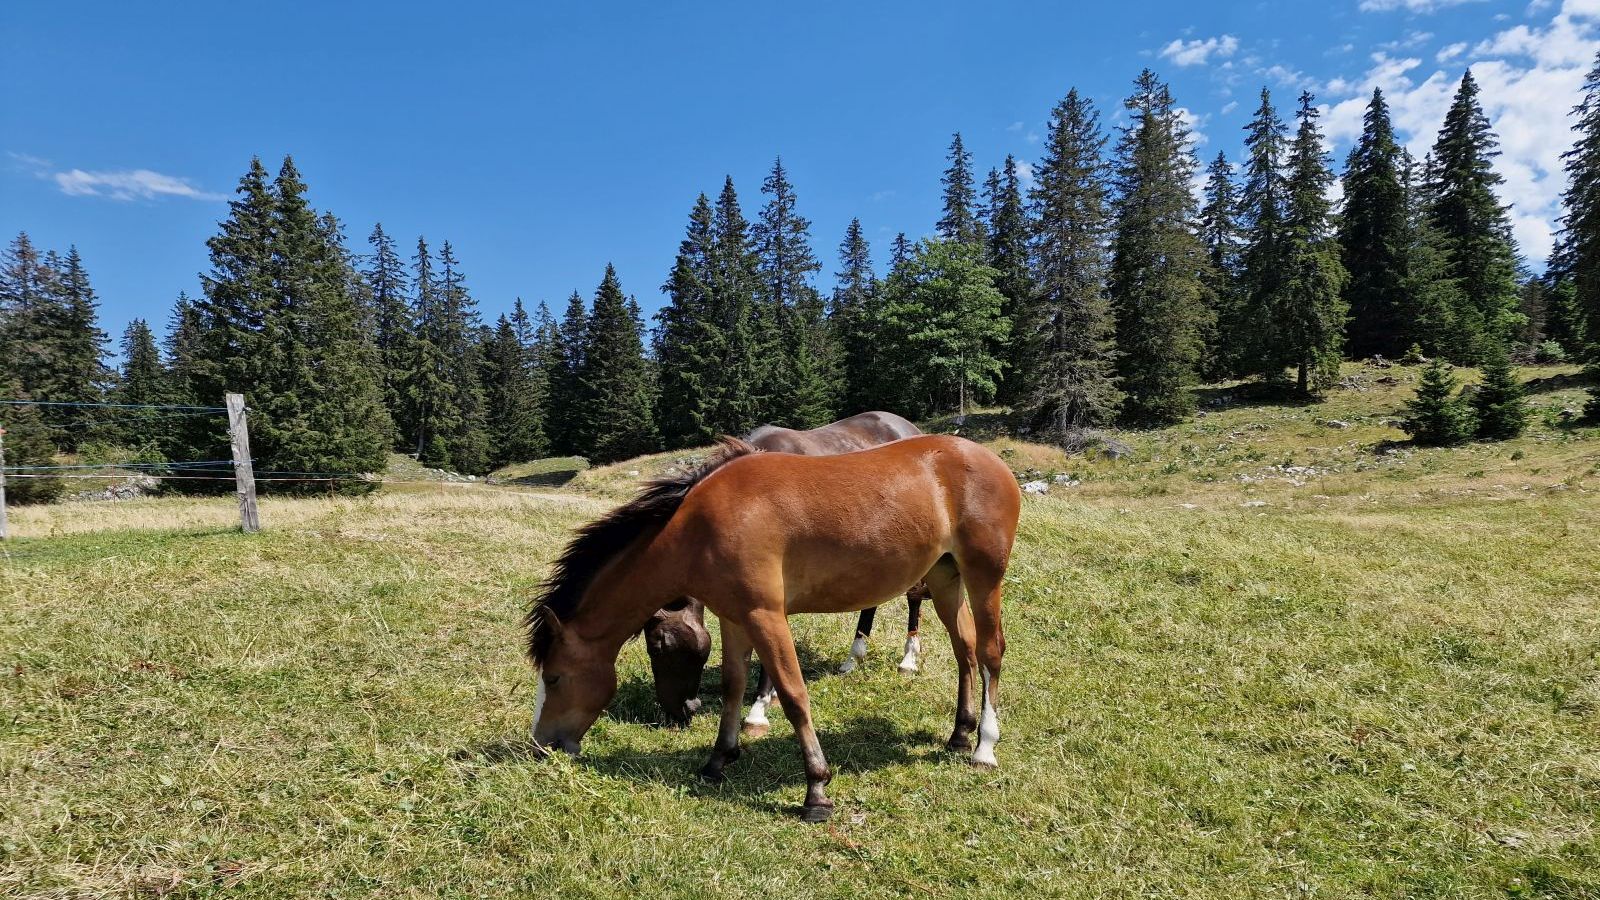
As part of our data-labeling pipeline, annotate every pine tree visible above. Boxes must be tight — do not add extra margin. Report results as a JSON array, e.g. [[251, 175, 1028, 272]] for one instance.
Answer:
[[985, 155, 1033, 405], [655, 194, 720, 447], [876, 239, 1009, 418], [832, 219, 884, 415], [1339, 88, 1411, 359], [49, 247, 111, 441], [0, 234, 54, 387], [1401, 151, 1467, 357], [1281, 92, 1349, 395], [1198, 151, 1245, 380], [1471, 344, 1527, 439], [363, 223, 412, 444], [160, 292, 221, 463], [707, 177, 762, 434], [938, 133, 984, 247], [1025, 88, 1122, 430], [573, 265, 657, 462], [264, 159, 390, 486], [481, 313, 547, 466], [402, 237, 449, 462], [1108, 70, 1212, 424], [890, 232, 914, 272], [1427, 70, 1522, 361], [0, 379, 63, 504], [1559, 49, 1600, 363], [0, 236, 110, 446], [1237, 89, 1291, 381], [433, 240, 490, 473], [545, 291, 589, 455], [752, 158, 832, 426], [112, 319, 169, 450], [1402, 357, 1475, 446], [196, 157, 276, 417]]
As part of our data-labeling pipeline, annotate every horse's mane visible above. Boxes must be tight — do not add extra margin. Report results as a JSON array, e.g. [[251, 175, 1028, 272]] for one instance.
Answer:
[[524, 436, 759, 666]]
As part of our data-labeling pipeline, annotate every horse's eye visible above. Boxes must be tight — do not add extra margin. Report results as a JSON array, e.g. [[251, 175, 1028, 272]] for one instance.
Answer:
[[543, 674, 561, 688]]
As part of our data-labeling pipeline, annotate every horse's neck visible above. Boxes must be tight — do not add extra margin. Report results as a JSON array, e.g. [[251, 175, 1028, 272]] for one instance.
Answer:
[[569, 535, 683, 650]]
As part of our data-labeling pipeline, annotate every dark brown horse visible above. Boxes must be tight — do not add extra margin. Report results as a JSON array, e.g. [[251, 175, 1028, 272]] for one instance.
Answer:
[[527, 435, 1021, 821], [641, 411, 928, 729]]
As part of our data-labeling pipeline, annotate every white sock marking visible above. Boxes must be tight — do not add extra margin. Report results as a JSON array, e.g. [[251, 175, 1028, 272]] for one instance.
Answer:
[[530, 681, 547, 739], [898, 635, 922, 672], [838, 635, 868, 674], [973, 667, 999, 767], [744, 688, 775, 727]]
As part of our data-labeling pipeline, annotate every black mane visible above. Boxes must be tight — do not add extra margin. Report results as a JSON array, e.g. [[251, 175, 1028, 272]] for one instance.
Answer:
[[523, 437, 758, 666]]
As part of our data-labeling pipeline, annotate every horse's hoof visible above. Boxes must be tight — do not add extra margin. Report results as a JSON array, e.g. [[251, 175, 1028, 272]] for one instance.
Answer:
[[969, 758, 998, 772], [837, 658, 859, 675], [897, 661, 920, 674], [946, 736, 973, 753], [741, 721, 769, 738], [799, 802, 835, 823], [699, 766, 725, 784]]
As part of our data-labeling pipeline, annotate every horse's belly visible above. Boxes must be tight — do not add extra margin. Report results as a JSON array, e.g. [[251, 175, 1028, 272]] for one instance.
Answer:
[[782, 545, 943, 615]]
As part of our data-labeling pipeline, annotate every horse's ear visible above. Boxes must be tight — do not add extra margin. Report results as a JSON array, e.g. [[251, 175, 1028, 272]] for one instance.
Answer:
[[543, 612, 566, 640]]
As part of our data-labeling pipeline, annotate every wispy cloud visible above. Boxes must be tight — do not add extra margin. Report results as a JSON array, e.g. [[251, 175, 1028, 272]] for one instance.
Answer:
[[1158, 34, 1240, 67], [1358, 0, 1485, 12], [1013, 159, 1037, 187], [10, 153, 225, 202]]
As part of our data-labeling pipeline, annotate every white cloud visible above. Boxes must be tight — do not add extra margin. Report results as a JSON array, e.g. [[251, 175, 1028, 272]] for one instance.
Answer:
[[11, 154, 225, 202], [1006, 121, 1025, 132], [1013, 159, 1037, 187], [1159, 34, 1240, 67], [1222, 100, 1241, 114], [1325, 0, 1600, 264], [1437, 41, 1469, 61], [1177, 107, 1210, 145], [1359, 0, 1485, 12], [51, 168, 227, 202]]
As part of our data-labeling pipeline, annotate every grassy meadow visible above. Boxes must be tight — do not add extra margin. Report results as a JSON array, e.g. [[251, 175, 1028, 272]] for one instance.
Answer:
[[3, 362, 1599, 898]]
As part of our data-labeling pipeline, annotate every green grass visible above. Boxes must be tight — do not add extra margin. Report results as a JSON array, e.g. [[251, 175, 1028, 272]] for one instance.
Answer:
[[3, 365, 1599, 898], [488, 456, 590, 487]]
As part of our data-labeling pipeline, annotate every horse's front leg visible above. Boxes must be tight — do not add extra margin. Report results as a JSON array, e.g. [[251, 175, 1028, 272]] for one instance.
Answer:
[[699, 617, 752, 783], [748, 609, 834, 822]]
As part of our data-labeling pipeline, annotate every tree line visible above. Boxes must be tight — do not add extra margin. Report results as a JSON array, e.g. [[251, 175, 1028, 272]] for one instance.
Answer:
[[5, 62, 1600, 499]]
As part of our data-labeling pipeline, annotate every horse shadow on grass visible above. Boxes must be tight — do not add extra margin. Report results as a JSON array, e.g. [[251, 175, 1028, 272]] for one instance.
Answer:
[[455, 714, 939, 817], [604, 635, 843, 727]]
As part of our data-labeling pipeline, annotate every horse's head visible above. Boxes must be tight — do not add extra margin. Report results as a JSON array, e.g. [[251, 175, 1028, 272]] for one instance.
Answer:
[[644, 598, 711, 727], [530, 617, 617, 755]]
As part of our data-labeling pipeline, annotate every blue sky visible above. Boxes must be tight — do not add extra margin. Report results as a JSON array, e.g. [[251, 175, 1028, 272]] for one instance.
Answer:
[[2, 0, 1594, 345]]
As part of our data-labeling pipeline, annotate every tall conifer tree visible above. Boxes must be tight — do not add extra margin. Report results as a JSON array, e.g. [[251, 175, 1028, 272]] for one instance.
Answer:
[[753, 158, 832, 426], [1238, 89, 1291, 381], [938, 133, 984, 246], [363, 223, 412, 443], [573, 265, 657, 462], [1280, 92, 1349, 394], [1025, 89, 1122, 430], [1199, 151, 1245, 380], [985, 155, 1034, 405], [1339, 88, 1410, 358], [1108, 70, 1212, 424]]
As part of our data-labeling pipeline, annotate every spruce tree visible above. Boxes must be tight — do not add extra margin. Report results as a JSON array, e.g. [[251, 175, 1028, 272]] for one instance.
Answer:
[[937, 133, 984, 247], [1025, 88, 1122, 430], [1559, 49, 1600, 363], [0, 233, 54, 386], [112, 319, 169, 450], [1108, 70, 1212, 424], [573, 265, 657, 462], [363, 223, 412, 444], [876, 239, 1009, 418], [433, 240, 490, 473], [1401, 151, 1467, 356], [890, 232, 914, 272], [160, 292, 220, 463], [1471, 344, 1527, 439], [1402, 357, 1475, 446], [655, 194, 719, 447], [832, 219, 884, 415], [0, 236, 110, 445], [752, 158, 832, 426], [985, 155, 1034, 405], [481, 313, 546, 466], [0, 380, 63, 504], [1426, 70, 1522, 361], [49, 247, 112, 442], [402, 237, 451, 463], [1199, 151, 1245, 380], [1339, 88, 1411, 359], [545, 291, 589, 455], [707, 177, 762, 434], [1281, 92, 1349, 395], [1237, 89, 1291, 382]]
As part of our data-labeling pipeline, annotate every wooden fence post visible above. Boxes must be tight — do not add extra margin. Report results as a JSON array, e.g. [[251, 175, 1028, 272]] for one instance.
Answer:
[[225, 393, 260, 533], [0, 425, 9, 541]]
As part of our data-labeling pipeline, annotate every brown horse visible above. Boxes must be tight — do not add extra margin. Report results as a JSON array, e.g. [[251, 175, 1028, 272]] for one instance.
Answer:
[[645, 411, 928, 728], [526, 435, 1021, 822]]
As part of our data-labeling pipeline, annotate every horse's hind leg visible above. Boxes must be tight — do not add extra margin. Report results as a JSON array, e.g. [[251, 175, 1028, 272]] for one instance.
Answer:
[[700, 618, 753, 783], [747, 608, 835, 823], [925, 559, 977, 752], [957, 554, 1008, 770], [742, 667, 777, 737], [838, 607, 876, 674], [898, 584, 928, 674]]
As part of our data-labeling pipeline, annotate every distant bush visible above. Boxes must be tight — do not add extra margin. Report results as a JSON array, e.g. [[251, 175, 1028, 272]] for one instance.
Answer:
[[1535, 340, 1569, 364], [1401, 343, 1427, 365], [1471, 348, 1527, 440]]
